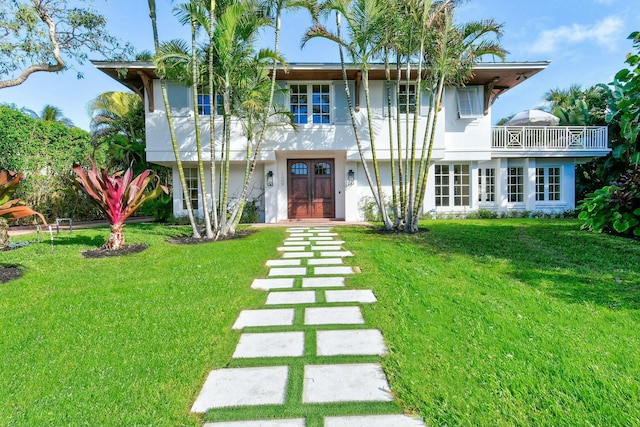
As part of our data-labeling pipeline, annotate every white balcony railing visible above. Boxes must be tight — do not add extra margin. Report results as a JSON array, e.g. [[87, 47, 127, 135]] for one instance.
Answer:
[[492, 126, 608, 150]]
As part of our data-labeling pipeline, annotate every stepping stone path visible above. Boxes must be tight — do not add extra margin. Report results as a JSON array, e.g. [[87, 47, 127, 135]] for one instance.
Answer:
[[192, 227, 426, 427]]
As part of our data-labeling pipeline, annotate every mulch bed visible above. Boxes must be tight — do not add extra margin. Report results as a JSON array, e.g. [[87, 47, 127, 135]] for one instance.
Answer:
[[81, 244, 149, 259], [0, 265, 23, 284]]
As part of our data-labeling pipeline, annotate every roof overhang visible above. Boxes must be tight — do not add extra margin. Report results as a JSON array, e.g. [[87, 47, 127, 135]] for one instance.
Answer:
[[92, 60, 550, 114]]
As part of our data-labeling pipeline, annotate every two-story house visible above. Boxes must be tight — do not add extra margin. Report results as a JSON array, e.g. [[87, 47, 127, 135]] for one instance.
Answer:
[[93, 61, 610, 222]]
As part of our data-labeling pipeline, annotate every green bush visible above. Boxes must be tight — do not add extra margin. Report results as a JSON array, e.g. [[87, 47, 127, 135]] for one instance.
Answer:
[[578, 165, 640, 236], [239, 197, 263, 224], [0, 105, 105, 222]]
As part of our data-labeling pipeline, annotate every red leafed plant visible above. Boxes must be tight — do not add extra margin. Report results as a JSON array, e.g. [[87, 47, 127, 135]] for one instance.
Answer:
[[1, 169, 47, 249], [73, 160, 169, 250]]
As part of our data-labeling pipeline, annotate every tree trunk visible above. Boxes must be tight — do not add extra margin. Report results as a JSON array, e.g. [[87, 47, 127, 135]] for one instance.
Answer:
[[0, 218, 9, 250], [103, 223, 125, 250]]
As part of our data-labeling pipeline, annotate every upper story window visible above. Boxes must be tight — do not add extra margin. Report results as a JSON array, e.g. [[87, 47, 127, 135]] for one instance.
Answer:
[[166, 82, 190, 117], [398, 84, 417, 114], [456, 86, 483, 119], [290, 83, 331, 124], [197, 93, 224, 116]]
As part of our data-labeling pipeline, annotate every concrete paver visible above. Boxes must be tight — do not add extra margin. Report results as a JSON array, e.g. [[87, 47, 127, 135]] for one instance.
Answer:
[[302, 277, 345, 288], [266, 259, 301, 266], [325, 290, 377, 303], [268, 267, 307, 276], [311, 246, 342, 251], [282, 252, 315, 258], [317, 329, 387, 356], [191, 366, 289, 411], [305, 307, 364, 325], [320, 251, 353, 257], [277, 246, 307, 251], [233, 332, 305, 358], [302, 363, 393, 403], [233, 309, 295, 329], [314, 266, 354, 275], [307, 258, 343, 265], [251, 278, 294, 290], [266, 291, 316, 305]]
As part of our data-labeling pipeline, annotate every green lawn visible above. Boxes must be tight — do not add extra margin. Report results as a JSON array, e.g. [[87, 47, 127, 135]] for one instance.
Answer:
[[0, 223, 285, 426], [1, 220, 639, 426], [340, 219, 640, 427]]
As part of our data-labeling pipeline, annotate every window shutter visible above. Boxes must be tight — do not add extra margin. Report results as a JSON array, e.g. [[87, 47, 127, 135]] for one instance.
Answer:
[[419, 88, 430, 117], [456, 86, 483, 119], [273, 82, 287, 115], [333, 81, 355, 124], [166, 82, 190, 116]]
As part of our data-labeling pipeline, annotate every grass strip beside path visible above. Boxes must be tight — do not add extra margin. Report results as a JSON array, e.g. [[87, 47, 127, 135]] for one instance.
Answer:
[[340, 219, 640, 427], [0, 223, 284, 427]]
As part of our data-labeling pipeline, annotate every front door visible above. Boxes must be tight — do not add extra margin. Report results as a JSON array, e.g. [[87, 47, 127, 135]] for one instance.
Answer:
[[287, 159, 335, 219]]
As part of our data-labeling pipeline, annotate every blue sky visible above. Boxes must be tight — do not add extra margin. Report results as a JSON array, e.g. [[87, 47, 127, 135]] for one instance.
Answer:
[[1, 0, 638, 130]]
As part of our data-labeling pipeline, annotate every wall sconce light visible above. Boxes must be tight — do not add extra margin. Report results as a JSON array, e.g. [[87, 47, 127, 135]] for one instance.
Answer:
[[347, 169, 355, 186], [266, 170, 274, 187]]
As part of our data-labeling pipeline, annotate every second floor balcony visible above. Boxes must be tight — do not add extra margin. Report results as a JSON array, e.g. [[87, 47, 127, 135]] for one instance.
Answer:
[[492, 126, 609, 156]]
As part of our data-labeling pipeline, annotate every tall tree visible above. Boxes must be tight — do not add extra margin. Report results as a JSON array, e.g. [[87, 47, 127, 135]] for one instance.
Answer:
[[304, 0, 395, 230], [305, 0, 505, 232], [0, 0, 131, 89], [147, 0, 202, 238]]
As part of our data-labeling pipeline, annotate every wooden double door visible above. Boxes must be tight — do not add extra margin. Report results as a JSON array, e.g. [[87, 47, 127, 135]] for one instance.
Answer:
[[287, 159, 335, 219]]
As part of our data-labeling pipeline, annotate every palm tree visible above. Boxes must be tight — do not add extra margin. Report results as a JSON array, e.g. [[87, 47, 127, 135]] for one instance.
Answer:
[[303, 0, 394, 230], [221, 0, 311, 235], [411, 8, 506, 230], [172, 0, 215, 238], [88, 91, 146, 169], [304, 0, 505, 232], [38, 104, 74, 126], [147, 0, 202, 238]]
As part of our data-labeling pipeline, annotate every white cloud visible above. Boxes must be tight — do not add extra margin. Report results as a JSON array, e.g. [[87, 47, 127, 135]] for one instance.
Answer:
[[529, 16, 624, 54]]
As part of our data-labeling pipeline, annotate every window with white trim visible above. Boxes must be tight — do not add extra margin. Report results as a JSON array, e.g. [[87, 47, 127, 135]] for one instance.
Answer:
[[290, 83, 331, 124], [435, 164, 470, 207], [435, 165, 450, 207], [536, 167, 561, 201], [507, 167, 524, 203], [398, 83, 416, 114], [182, 168, 199, 210], [456, 86, 483, 118], [478, 168, 496, 202], [197, 93, 224, 116]]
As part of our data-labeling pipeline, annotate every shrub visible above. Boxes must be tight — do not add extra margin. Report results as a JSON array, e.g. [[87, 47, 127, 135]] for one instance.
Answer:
[[578, 165, 640, 236]]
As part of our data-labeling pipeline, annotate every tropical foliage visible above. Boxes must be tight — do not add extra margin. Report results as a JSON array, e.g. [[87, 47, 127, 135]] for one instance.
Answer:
[[578, 32, 640, 236], [0, 105, 104, 221], [578, 165, 640, 236], [303, 0, 506, 232], [0, 169, 46, 249], [72, 160, 168, 250], [0, 0, 131, 89], [149, 0, 293, 239]]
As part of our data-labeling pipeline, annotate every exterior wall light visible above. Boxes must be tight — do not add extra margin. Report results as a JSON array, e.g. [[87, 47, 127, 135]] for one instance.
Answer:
[[266, 170, 274, 187], [347, 169, 355, 186]]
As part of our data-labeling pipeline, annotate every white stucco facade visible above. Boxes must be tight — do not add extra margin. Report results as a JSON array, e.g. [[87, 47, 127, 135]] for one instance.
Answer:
[[94, 61, 610, 223]]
